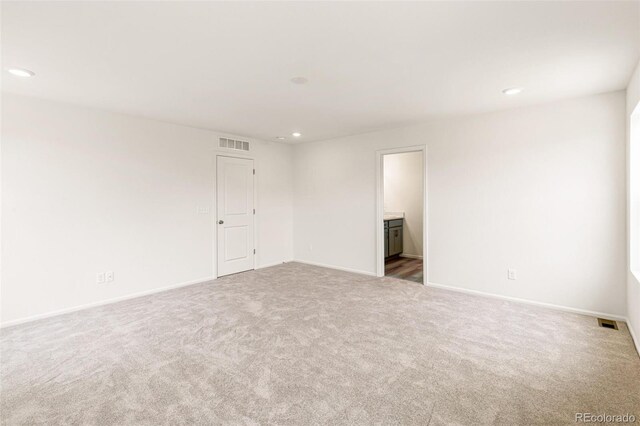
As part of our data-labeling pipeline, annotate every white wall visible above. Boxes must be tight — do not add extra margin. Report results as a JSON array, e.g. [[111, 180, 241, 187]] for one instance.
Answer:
[[384, 152, 423, 257], [627, 60, 640, 349], [293, 91, 627, 317], [1, 94, 293, 325], [2, 90, 630, 326]]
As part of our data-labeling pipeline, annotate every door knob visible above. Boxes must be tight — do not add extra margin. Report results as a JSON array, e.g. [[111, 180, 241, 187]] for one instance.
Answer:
[[218, 220, 224, 224]]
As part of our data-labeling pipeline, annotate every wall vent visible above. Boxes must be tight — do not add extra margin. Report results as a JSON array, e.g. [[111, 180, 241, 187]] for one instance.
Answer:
[[219, 137, 250, 151], [597, 318, 618, 330]]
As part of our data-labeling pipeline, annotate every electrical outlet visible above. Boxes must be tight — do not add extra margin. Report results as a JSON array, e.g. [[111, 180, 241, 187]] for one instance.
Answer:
[[309, 244, 313, 251], [97, 273, 105, 284], [105, 271, 114, 282], [508, 269, 517, 280]]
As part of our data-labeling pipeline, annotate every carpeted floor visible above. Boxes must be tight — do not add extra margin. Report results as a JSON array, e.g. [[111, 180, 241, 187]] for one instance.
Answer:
[[1, 263, 639, 425]]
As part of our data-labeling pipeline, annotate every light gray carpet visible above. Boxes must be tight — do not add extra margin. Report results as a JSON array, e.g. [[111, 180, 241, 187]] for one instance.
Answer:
[[1, 263, 639, 425]]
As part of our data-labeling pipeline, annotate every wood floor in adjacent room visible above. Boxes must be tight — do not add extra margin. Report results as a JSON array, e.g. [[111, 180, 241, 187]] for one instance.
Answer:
[[1, 263, 639, 425], [385, 256, 423, 283]]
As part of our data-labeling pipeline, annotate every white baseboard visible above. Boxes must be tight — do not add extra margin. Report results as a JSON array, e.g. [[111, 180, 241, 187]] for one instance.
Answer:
[[289, 262, 627, 324], [627, 319, 640, 358], [399, 254, 423, 260], [426, 281, 627, 322], [0, 276, 215, 329], [257, 260, 292, 269], [4, 262, 292, 328], [292, 259, 377, 277]]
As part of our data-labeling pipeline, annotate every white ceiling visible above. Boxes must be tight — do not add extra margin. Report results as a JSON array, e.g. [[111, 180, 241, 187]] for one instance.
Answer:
[[2, 1, 639, 143]]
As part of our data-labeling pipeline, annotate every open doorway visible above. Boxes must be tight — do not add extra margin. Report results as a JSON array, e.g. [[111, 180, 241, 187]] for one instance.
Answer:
[[376, 146, 427, 284]]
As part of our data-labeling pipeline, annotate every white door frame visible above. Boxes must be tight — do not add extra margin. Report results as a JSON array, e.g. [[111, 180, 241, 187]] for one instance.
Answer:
[[213, 151, 258, 279], [375, 145, 428, 284]]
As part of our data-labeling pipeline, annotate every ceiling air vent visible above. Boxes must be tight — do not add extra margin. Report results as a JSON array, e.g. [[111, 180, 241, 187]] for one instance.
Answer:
[[219, 137, 250, 151]]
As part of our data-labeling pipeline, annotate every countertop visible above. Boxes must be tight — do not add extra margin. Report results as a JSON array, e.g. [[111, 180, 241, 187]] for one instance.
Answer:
[[384, 214, 404, 221]]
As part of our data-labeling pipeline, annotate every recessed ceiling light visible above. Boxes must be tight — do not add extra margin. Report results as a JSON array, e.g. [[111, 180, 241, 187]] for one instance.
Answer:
[[276, 136, 286, 140], [290, 77, 308, 85], [292, 132, 302, 137], [6, 68, 35, 78], [502, 87, 523, 96]]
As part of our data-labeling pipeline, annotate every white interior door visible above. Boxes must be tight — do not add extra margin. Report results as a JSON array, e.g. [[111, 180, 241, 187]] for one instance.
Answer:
[[216, 156, 255, 277]]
